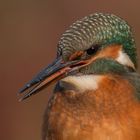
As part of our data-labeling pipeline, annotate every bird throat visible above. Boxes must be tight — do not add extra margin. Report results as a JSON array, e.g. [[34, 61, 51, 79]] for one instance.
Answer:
[[53, 74, 136, 118], [60, 75, 103, 92]]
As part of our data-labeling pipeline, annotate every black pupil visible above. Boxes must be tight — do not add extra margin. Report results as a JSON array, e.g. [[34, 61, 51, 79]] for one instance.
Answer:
[[86, 44, 100, 55]]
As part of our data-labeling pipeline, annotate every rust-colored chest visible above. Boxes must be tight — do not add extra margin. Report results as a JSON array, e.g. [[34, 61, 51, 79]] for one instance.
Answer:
[[42, 74, 140, 140]]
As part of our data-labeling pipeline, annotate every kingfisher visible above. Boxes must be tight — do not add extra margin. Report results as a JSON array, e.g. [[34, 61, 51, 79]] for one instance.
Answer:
[[19, 13, 140, 140]]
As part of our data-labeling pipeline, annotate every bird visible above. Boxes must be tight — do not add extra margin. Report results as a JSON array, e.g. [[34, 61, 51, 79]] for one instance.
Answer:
[[19, 13, 140, 140]]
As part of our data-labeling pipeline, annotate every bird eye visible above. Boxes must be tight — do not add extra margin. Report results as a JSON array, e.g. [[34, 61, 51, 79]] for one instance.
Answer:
[[86, 44, 100, 55]]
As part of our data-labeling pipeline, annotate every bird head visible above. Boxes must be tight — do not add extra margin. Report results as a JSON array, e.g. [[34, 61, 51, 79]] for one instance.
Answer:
[[19, 13, 137, 101]]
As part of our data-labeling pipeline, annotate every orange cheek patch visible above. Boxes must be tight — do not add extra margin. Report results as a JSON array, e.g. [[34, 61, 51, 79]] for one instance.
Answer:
[[76, 44, 123, 69], [69, 51, 84, 61], [94, 44, 122, 60]]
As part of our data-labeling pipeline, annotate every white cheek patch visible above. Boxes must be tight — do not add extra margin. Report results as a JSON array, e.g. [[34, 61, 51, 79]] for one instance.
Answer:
[[61, 75, 102, 92], [116, 50, 135, 69]]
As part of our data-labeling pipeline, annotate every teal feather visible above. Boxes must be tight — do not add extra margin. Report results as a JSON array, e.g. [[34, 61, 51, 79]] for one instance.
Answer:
[[58, 13, 137, 67]]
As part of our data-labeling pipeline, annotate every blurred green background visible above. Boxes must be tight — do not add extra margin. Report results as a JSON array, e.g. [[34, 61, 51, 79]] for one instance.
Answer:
[[0, 0, 140, 140]]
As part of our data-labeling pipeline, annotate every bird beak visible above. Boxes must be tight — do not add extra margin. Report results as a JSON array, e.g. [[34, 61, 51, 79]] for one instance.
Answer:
[[19, 56, 87, 101]]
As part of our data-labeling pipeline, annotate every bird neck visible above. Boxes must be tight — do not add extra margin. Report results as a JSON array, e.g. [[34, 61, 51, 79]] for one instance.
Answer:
[[53, 74, 136, 119]]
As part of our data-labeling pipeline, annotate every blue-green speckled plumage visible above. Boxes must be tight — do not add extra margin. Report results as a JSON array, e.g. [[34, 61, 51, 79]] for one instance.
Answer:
[[58, 13, 137, 67]]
